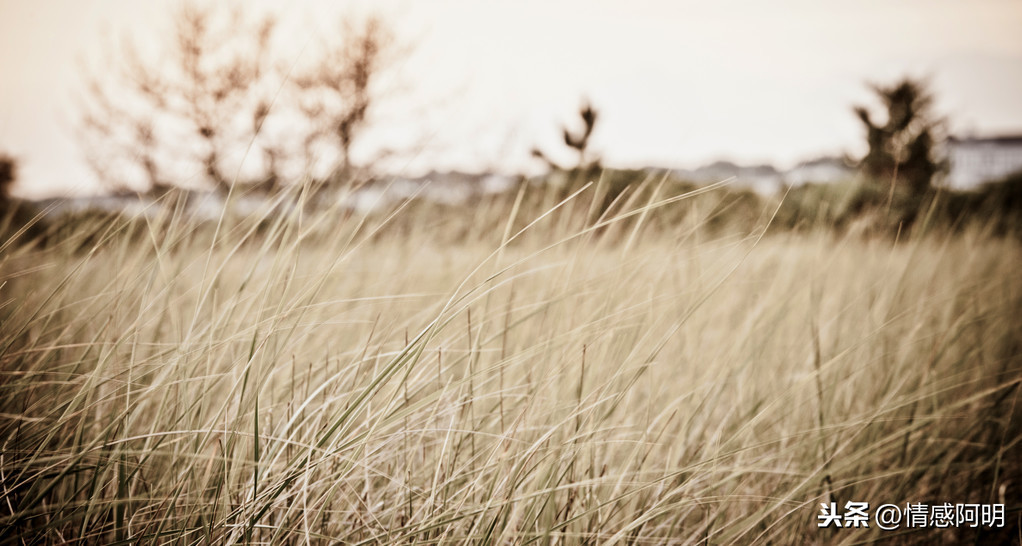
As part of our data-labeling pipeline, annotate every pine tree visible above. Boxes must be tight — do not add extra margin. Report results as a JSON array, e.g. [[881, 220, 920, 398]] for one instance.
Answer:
[[0, 154, 15, 202], [854, 78, 947, 195]]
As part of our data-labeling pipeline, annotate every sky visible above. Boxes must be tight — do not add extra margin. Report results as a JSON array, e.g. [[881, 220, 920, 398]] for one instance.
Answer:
[[2, 0, 1022, 198]]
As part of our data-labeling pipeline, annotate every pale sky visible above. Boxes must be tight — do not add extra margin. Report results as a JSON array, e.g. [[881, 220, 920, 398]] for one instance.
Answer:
[[2, 0, 1022, 198]]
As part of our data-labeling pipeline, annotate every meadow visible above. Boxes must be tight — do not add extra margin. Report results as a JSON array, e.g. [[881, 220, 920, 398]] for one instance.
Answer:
[[1, 179, 1019, 544]]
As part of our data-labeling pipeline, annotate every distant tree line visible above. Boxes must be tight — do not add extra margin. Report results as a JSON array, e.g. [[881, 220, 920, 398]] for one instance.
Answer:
[[9, 49, 1021, 248], [526, 77, 1018, 239], [772, 76, 1022, 237]]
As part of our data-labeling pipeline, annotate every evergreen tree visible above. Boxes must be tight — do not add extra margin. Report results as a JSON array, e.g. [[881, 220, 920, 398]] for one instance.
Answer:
[[854, 78, 947, 195], [0, 154, 15, 202]]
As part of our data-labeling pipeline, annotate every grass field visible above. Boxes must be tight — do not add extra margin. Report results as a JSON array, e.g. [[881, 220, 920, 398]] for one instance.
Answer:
[[1, 183, 1020, 544]]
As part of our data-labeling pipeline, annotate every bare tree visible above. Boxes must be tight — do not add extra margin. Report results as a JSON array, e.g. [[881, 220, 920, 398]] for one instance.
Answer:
[[532, 100, 601, 172], [292, 15, 398, 184], [79, 2, 280, 195]]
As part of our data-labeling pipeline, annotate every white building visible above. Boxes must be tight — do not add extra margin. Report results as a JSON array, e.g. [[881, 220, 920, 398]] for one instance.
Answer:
[[783, 156, 854, 187], [946, 135, 1022, 189]]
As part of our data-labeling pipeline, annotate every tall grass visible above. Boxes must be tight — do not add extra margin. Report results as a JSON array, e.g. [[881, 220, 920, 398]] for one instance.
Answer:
[[1, 182, 1019, 544]]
